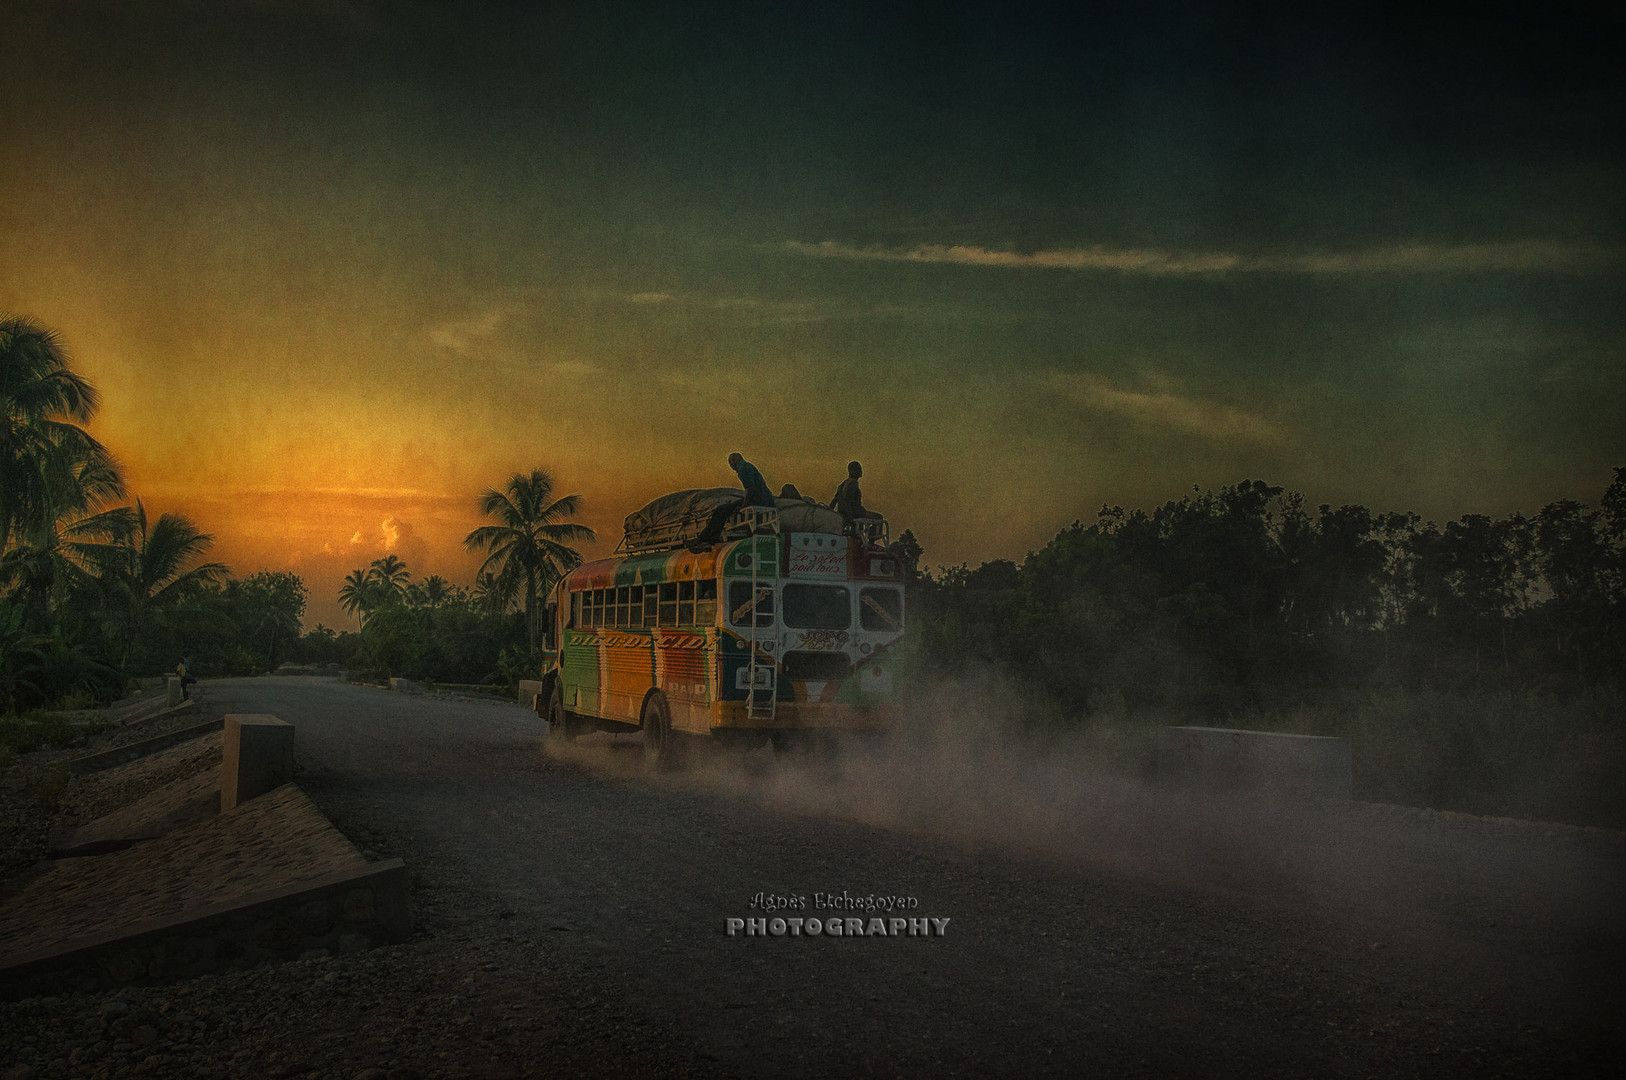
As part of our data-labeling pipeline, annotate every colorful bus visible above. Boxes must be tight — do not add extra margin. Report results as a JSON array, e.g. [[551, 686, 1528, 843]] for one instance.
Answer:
[[530, 496, 905, 765]]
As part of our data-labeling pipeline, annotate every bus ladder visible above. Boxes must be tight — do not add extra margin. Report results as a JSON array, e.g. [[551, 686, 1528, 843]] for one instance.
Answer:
[[741, 507, 779, 723]]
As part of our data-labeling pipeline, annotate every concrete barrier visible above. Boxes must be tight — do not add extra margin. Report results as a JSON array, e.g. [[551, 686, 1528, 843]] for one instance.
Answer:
[[166, 677, 184, 707], [0, 858, 411, 998], [68, 711, 214, 775], [388, 677, 421, 693], [1158, 726, 1352, 801], [222, 715, 294, 811], [517, 679, 546, 711]]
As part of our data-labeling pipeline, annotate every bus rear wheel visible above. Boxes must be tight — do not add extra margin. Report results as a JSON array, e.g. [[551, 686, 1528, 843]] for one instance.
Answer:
[[547, 685, 576, 743], [641, 692, 683, 770]]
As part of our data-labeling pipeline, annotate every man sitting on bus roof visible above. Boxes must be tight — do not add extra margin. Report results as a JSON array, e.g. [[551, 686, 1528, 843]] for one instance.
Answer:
[[832, 460, 883, 533], [691, 452, 776, 549]]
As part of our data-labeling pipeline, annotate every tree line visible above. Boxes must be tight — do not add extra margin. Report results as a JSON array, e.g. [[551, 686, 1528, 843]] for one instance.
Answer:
[[309, 472, 593, 687], [904, 473, 1625, 714], [896, 474, 1624, 825]]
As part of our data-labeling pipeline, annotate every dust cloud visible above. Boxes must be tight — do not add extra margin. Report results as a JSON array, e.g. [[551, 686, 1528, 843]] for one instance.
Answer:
[[543, 676, 1626, 944]]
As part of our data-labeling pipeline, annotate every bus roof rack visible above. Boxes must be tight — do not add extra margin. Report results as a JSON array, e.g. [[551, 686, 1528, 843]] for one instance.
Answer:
[[617, 489, 783, 555], [617, 488, 890, 555]]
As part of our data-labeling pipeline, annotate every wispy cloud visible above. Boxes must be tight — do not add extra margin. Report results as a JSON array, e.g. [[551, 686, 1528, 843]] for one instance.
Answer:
[[606, 288, 835, 325], [787, 239, 1622, 276], [1047, 372, 1292, 448], [428, 307, 508, 354]]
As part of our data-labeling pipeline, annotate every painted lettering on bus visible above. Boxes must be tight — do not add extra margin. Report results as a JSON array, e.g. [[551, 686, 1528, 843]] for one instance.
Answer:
[[788, 549, 846, 577]]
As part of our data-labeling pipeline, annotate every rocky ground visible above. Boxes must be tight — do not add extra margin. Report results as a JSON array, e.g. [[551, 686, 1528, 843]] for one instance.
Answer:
[[2, 932, 714, 1080]]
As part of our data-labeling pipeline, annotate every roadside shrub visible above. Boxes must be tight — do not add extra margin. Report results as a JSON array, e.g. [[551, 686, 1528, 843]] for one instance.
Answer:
[[0, 711, 83, 753]]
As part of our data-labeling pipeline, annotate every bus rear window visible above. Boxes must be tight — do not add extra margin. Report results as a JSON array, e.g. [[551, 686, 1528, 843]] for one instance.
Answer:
[[860, 587, 903, 631], [782, 584, 850, 630], [695, 579, 718, 625]]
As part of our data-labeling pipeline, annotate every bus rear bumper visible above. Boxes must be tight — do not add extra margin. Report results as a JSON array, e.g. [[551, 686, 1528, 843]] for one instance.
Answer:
[[709, 701, 899, 731]]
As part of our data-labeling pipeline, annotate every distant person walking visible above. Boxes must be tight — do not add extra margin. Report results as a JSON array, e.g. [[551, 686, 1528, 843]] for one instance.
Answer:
[[693, 453, 776, 548], [176, 656, 196, 700]]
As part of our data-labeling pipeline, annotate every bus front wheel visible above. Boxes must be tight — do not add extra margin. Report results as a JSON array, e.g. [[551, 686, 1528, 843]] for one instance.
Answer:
[[547, 685, 576, 743], [641, 693, 683, 770]]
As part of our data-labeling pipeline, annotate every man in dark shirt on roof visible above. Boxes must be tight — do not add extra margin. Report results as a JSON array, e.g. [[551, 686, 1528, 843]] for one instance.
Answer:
[[832, 460, 881, 527], [692, 452, 775, 549], [730, 452, 775, 509]]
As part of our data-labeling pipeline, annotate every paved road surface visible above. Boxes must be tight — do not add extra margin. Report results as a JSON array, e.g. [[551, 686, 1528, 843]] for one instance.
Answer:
[[205, 676, 1624, 1077]]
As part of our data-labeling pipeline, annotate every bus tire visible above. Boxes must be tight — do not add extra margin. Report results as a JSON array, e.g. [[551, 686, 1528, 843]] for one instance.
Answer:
[[641, 692, 682, 770], [547, 684, 576, 743]]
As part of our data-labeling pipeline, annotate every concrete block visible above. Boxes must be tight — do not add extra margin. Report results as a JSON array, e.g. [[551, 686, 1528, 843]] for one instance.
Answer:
[[221, 715, 294, 811], [517, 679, 545, 710], [389, 677, 421, 693], [1158, 726, 1352, 801], [166, 677, 184, 707]]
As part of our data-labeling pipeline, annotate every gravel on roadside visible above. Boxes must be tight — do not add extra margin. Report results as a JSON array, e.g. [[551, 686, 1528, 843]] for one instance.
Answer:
[[0, 929, 721, 1080]]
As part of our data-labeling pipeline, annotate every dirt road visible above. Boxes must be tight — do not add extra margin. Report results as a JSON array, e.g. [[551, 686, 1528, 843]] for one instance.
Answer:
[[14, 674, 1617, 1078]]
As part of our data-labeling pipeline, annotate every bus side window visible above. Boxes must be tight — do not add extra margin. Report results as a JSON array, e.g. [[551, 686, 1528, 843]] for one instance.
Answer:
[[570, 591, 581, 629], [591, 589, 602, 628], [643, 585, 658, 627], [678, 580, 695, 625], [695, 578, 718, 625], [659, 582, 678, 627], [617, 585, 631, 628]]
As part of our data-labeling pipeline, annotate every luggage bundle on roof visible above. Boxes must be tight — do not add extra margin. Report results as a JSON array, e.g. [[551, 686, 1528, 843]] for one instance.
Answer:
[[773, 497, 844, 535], [618, 488, 849, 554], [619, 488, 740, 553]]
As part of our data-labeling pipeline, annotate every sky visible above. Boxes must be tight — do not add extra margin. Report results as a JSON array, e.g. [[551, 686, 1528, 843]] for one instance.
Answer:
[[3, 0, 1623, 627]]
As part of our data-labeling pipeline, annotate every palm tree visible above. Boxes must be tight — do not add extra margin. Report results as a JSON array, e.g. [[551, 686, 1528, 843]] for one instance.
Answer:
[[408, 574, 451, 610], [464, 469, 595, 650], [367, 554, 410, 606], [84, 500, 229, 668], [470, 571, 505, 616], [338, 567, 375, 626], [1, 316, 125, 556], [1, 498, 126, 628]]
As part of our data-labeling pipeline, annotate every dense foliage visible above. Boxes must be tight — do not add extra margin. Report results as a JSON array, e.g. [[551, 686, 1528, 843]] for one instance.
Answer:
[[312, 555, 532, 686], [911, 474, 1625, 706], [903, 472, 1626, 825]]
